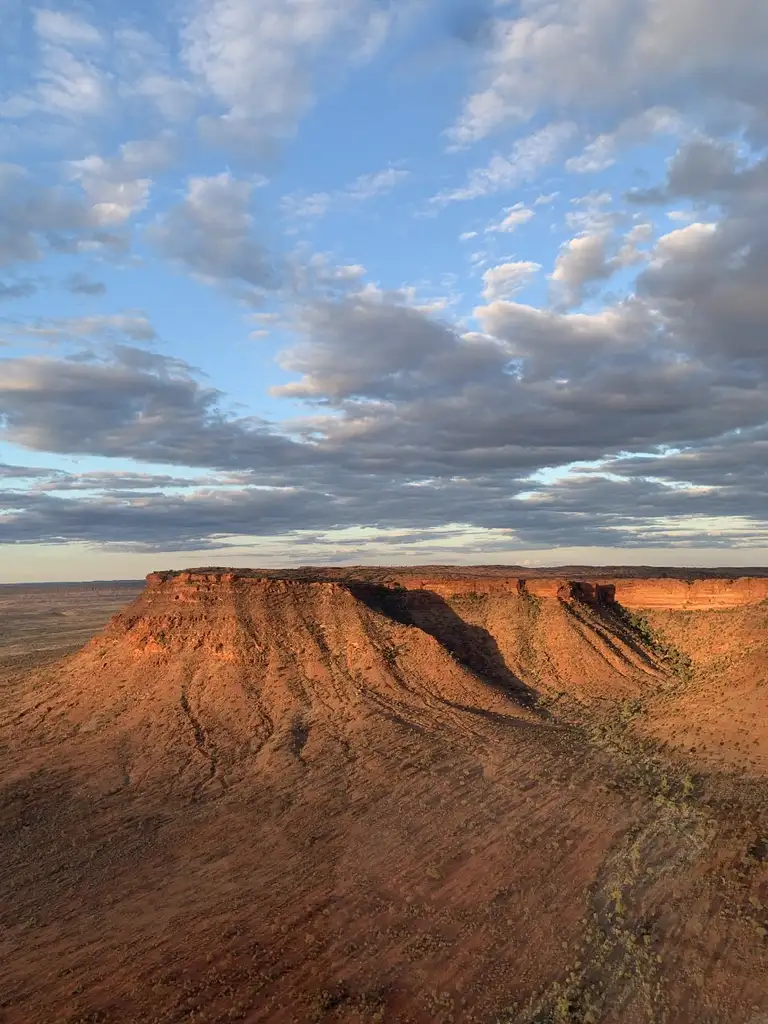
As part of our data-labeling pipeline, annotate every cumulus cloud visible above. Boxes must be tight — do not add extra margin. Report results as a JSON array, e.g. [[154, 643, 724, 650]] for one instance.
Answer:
[[485, 203, 535, 234], [2, 2, 768, 558], [630, 143, 768, 364], [0, 342, 300, 471], [149, 173, 278, 298], [4, 245, 768, 552], [565, 107, 684, 175], [182, 0, 394, 150], [69, 135, 177, 225], [449, 0, 768, 145], [482, 261, 540, 300], [0, 162, 124, 268], [550, 225, 649, 309]]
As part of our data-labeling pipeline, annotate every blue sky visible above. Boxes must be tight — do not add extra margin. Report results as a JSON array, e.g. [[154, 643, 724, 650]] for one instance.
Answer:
[[2, 0, 768, 582]]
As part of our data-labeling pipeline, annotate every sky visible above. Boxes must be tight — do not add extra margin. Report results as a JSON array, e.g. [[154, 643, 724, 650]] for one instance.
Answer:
[[2, 0, 768, 582]]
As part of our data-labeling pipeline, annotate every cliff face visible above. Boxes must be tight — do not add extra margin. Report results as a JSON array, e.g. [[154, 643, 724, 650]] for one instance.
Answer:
[[329, 573, 768, 609], [147, 569, 768, 609]]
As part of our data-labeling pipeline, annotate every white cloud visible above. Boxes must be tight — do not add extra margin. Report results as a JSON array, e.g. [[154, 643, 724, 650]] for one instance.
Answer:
[[282, 191, 333, 221], [647, 222, 717, 267], [565, 137, 620, 176], [346, 167, 409, 201], [282, 165, 409, 221], [551, 227, 649, 309], [2, 44, 110, 120], [565, 191, 617, 234], [182, 0, 394, 148], [482, 260, 541, 300], [433, 122, 576, 205], [131, 73, 198, 123], [485, 202, 535, 233], [565, 108, 685, 174], [1, 10, 110, 120], [33, 9, 104, 47], [448, 0, 768, 146], [666, 209, 697, 224], [69, 136, 177, 225], [14, 313, 156, 344]]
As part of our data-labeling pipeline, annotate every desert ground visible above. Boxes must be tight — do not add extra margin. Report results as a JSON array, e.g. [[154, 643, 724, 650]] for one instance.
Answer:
[[1, 567, 767, 1024]]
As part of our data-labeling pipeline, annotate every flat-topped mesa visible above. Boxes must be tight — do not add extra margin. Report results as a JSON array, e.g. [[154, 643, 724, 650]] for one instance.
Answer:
[[144, 568, 768, 611], [34, 564, 768, 786]]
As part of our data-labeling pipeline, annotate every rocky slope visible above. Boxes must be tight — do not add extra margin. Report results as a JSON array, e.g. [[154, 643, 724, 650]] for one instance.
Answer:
[[1, 568, 767, 1024]]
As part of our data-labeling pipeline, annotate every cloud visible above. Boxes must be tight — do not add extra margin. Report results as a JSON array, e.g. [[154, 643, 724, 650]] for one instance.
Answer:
[[0, 342, 303, 473], [12, 313, 157, 345], [0, 278, 37, 300], [346, 167, 410, 202], [433, 122, 576, 204], [65, 272, 106, 296], [482, 261, 540, 300], [69, 135, 177, 225], [112, 28, 198, 123], [550, 225, 649, 309], [448, 0, 768, 145], [2, 4, 768, 558], [281, 191, 333, 222], [629, 144, 768, 364], [628, 137, 768, 206], [182, 0, 394, 150], [31, 470, 222, 493], [2, 9, 110, 120], [33, 9, 104, 48], [0, 162, 124, 269], [4, 246, 768, 553], [485, 203, 535, 233], [282, 165, 409, 221], [565, 107, 684, 174], [0, 462, 54, 480], [149, 173, 278, 298], [273, 290, 473, 404]]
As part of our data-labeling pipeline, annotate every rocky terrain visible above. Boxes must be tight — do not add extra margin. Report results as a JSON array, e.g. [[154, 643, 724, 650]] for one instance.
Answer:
[[1, 568, 767, 1023]]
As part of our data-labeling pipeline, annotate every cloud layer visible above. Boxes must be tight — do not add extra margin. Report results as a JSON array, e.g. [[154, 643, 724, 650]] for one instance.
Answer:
[[1, 0, 768, 564]]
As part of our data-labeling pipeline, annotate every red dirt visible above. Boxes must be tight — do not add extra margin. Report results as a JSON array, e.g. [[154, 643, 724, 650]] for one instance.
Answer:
[[1, 568, 767, 1023]]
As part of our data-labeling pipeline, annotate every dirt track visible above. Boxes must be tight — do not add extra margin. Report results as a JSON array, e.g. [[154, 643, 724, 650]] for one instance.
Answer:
[[1, 569, 767, 1023]]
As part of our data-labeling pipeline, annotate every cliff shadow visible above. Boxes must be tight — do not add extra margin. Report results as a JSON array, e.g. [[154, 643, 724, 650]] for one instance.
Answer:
[[349, 584, 542, 713], [565, 584, 662, 671]]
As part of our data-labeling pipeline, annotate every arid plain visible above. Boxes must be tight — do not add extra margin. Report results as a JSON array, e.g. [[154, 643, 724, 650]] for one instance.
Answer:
[[1, 567, 767, 1024]]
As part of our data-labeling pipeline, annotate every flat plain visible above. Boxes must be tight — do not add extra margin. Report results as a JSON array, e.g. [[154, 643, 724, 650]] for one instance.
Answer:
[[0, 581, 144, 674]]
